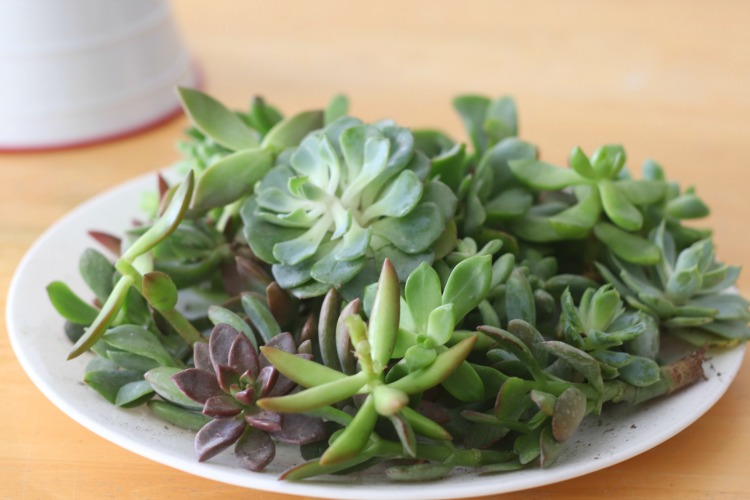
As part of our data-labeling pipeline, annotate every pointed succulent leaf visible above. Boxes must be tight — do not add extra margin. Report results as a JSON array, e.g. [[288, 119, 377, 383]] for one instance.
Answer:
[[530, 390, 557, 416], [177, 87, 258, 150], [207, 305, 257, 349], [47, 281, 99, 325], [548, 184, 601, 237], [400, 405, 452, 440], [515, 425, 542, 465], [257, 371, 369, 413], [368, 259, 401, 367], [590, 145, 626, 178], [227, 333, 259, 378], [261, 110, 324, 152], [373, 385, 409, 416], [320, 395, 378, 465], [103, 325, 177, 367], [388, 336, 477, 394], [568, 146, 596, 179], [79, 248, 115, 303], [209, 324, 241, 370], [388, 413, 417, 457], [479, 325, 546, 382], [241, 293, 281, 343], [191, 148, 272, 211]]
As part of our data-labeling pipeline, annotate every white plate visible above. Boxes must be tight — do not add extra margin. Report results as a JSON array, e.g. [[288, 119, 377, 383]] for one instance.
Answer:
[[6, 172, 746, 499]]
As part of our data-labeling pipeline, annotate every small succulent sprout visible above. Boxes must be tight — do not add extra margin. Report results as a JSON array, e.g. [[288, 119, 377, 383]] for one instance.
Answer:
[[241, 118, 456, 298], [257, 260, 475, 465], [597, 223, 750, 347], [171, 324, 325, 471]]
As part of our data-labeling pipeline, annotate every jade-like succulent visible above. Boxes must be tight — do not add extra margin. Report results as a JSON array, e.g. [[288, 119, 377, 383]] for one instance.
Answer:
[[598, 223, 750, 346], [242, 118, 457, 298], [172, 324, 325, 471]]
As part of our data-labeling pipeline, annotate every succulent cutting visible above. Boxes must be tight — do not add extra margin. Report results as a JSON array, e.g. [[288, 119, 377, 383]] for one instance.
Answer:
[[47, 88, 750, 481]]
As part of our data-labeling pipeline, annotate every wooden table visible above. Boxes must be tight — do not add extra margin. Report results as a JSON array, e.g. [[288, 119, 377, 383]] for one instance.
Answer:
[[3, 1, 750, 498]]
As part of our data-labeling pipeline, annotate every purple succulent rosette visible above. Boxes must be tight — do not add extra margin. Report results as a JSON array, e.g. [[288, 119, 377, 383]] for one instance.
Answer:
[[173, 324, 325, 471]]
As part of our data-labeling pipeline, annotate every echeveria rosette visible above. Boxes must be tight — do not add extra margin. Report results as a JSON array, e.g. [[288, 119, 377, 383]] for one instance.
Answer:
[[508, 145, 666, 265], [171, 324, 325, 472], [597, 223, 750, 347], [242, 118, 457, 298]]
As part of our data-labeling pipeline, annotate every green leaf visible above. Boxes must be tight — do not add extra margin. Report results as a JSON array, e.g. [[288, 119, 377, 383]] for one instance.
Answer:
[[261, 110, 324, 152], [103, 325, 177, 367], [241, 293, 281, 343], [324, 94, 349, 125], [248, 96, 283, 135], [115, 380, 154, 408], [259, 346, 347, 387], [427, 304, 455, 346], [144, 367, 203, 410], [442, 255, 492, 324], [505, 269, 536, 326], [591, 145, 626, 178], [207, 305, 257, 349], [79, 249, 115, 303], [441, 359, 485, 402], [509, 159, 586, 190], [272, 216, 330, 265], [191, 148, 272, 211], [618, 356, 661, 386], [258, 371, 369, 413], [388, 336, 476, 394], [369, 260, 401, 367], [405, 344, 437, 371], [453, 95, 491, 156], [47, 281, 99, 325], [551, 387, 587, 441], [177, 87, 258, 150], [372, 202, 444, 254], [614, 180, 666, 206], [320, 395, 378, 465], [568, 146, 596, 179], [542, 341, 604, 393], [84, 368, 143, 405], [405, 262, 442, 333], [484, 96, 518, 144], [141, 271, 178, 312], [599, 180, 643, 231], [548, 184, 601, 237], [593, 222, 661, 265], [148, 400, 211, 431], [485, 188, 533, 221], [361, 170, 423, 222], [666, 193, 710, 219], [121, 171, 194, 263]]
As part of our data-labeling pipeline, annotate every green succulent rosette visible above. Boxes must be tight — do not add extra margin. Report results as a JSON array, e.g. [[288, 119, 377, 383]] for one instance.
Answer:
[[241, 117, 457, 298]]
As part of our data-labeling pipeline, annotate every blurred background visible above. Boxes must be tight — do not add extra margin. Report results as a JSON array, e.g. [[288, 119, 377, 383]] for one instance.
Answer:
[[2, 1, 750, 498]]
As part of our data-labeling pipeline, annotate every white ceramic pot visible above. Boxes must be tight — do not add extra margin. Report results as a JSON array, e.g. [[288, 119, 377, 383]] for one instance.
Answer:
[[0, 0, 198, 150]]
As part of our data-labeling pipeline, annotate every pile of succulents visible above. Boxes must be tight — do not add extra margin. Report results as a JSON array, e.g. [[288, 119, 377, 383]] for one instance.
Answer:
[[47, 89, 750, 481]]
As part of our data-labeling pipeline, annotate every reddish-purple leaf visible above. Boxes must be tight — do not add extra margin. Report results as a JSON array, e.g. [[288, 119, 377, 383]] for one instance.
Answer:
[[210, 324, 241, 372], [216, 364, 240, 393], [256, 366, 278, 397], [234, 386, 255, 406], [88, 231, 122, 256], [236, 255, 273, 288], [228, 333, 259, 378], [260, 332, 296, 369], [245, 409, 282, 432], [193, 342, 215, 376], [266, 281, 295, 329], [157, 172, 169, 199], [195, 417, 246, 462], [235, 428, 275, 472], [203, 395, 243, 418], [299, 313, 316, 345], [220, 261, 245, 297], [173, 368, 223, 404], [416, 400, 451, 425], [272, 413, 326, 445]]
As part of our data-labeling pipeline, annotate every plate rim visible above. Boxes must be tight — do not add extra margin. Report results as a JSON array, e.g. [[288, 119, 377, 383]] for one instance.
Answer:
[[6, 171, 746, 499]]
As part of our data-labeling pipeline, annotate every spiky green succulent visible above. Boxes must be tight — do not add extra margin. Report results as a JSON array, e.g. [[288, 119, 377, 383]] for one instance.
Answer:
[[598, 223, 750, 346], [241, 117, 457, 298]]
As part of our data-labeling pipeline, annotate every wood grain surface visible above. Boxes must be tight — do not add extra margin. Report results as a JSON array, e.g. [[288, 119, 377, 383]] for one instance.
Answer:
[[2, 1, 750, 498]]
